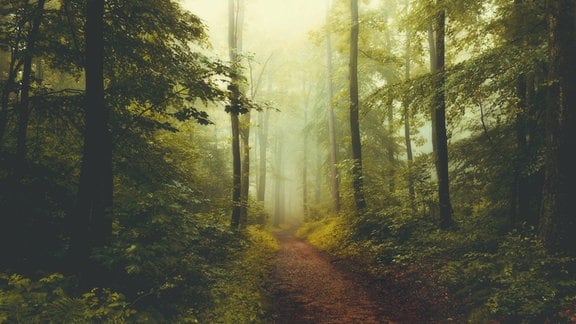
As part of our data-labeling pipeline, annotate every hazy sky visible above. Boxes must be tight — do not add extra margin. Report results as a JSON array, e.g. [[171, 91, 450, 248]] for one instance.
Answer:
[[181, 0, 327, 51]]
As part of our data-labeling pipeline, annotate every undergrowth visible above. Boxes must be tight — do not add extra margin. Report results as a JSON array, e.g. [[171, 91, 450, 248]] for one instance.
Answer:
[[200, 226, 279, 323], [297, 211, 576, 322], [0, 226, 279, 323]]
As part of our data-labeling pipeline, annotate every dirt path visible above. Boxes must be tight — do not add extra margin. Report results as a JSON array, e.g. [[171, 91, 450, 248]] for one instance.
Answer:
[[266, 227, 393, 324]]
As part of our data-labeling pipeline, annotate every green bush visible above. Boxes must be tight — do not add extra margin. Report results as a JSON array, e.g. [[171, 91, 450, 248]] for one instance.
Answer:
[[200, 226, 279, 323], [0, 273, 134, 323], [486, 231, 576, 322]]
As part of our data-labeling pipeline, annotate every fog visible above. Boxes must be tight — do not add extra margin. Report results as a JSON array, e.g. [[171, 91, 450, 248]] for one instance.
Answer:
[[181, 0, 332, 224], [179, 0, 437, 225]]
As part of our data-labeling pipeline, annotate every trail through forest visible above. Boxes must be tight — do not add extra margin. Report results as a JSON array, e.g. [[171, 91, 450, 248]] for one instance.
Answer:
[[265, 227, 397, 323]]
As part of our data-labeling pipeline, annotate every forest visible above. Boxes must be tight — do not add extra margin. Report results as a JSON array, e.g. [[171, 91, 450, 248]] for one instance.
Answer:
[[0, 0, 575, 322]]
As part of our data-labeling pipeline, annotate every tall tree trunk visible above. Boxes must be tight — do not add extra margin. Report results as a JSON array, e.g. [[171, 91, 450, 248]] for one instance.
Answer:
[[230, 109, 242, 228], [511, 0, 536, 227], [513, 72, 531, 226], [315, 142, 322, 204], [15, 0, 46, 175], [273, 134, 284, 226], [239, 111, 250, 226], [386, 95, 395, 192], [236, 0, 249, 228], [228, 0, 242, 229], [539, 0, 576, 255], [349, 0, 367, 212], [326, 22, 341, 214], [403, 27, 415, 209], [431, 2, 453, 229], [257, 109, 269, 202], [72, 0, 112, 285]]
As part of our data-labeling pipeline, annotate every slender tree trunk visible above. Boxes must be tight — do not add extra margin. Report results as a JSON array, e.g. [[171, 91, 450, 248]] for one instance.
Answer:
[[511, 0, 536, 227], [349, 0, 366, 212], [239, 111, 250, 226], [230, 110, 242, 228], [326, 23, 341, 214], [315, 142, 322, 204], [15, 0, 46, 174], [257, 109, 269, 201], [72, 0, 112, 285], [386, 96, 395, 192], [404, 27, 415, 209], [539, 0, 576, 255], [236, 0, 249, 228], [273, 135, 284, 226], [228, 0, 243, 229], [431, 2, 453, 229]]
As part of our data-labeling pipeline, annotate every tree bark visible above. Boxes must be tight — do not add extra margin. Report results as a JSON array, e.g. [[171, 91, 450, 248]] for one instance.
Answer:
[[273, 135, 284, 226], [431, 2, 453, 229], [404, 26, 415, 209], [257, 109, 269, 202], [228, 0, 243, 229], [511, 0, 537, 227], [72, 0, 112, 285], [230, 109, 242, 228], [236, 0, 249, 228], [239, 111, 250, 226], [386, 96, 395, 192], [513, 72, 532, 226], [539, 0, 576, 255], [349, 0, 367, 212]]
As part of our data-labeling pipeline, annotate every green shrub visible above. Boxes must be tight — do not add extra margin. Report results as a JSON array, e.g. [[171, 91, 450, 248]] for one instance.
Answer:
[[485, 231, 576, 322], [200, 226, 279, 323], [0, 273, 134, 323]]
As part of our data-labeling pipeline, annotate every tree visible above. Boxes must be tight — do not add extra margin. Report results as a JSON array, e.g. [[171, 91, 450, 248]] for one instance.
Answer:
[[72, 0, 112, 284], [228, 0, 244, 229], [509, 0, 540, 227], [15, 0, 46, 174], [429, 0, 453, 229], [236, 0, 249, 227], [326, 11, 341, 214], [257, 109, 269, 202], [349, 0, 367, 212], [273, 132, 284, 226], [539, 0, 576, 255]]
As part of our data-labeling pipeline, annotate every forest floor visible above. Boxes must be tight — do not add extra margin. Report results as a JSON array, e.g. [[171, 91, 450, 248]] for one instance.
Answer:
[[264, 226, 464, 324]]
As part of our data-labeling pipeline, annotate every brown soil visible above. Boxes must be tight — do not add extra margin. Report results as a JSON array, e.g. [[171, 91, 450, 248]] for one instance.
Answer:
[[265, 227, 392, 324]]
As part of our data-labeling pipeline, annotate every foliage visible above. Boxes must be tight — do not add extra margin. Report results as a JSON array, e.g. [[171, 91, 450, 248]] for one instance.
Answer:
[[439, 230, 576, 322], [0, 273, 134, 323], [296, 216, 350, 253], [200, 226, 279, 323], [248, 199, 271, 226]]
